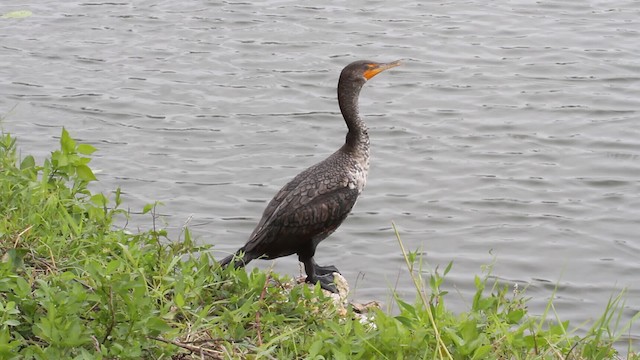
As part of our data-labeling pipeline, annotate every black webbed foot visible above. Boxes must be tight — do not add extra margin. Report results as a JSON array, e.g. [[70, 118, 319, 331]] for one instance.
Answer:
[[306, 273, 338, 293], [301, 257, 340, 293], [315, 264, 340, 276]]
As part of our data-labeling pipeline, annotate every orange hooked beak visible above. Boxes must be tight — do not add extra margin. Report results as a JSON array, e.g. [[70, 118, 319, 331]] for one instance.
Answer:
[[363, 60, 401, 80]]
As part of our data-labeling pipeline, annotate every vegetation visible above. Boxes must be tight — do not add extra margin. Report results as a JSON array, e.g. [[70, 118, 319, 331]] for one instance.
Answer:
[[0, 128, 637, 359]]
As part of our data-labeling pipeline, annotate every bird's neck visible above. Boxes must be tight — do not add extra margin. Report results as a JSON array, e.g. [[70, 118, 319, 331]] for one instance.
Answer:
[[338, 82, 369, 153]]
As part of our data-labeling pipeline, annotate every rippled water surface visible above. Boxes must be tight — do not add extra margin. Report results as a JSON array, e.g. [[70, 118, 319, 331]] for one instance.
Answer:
[[2, 0, 639, 349]]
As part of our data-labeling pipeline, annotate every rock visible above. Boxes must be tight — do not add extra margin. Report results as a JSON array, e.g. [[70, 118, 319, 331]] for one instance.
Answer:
[[295, 272, 380, 326]]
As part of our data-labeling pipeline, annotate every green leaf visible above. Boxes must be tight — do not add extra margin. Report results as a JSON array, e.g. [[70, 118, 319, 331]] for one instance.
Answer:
[[471, 344, 492, 360], [332, 349, 348, 360], [20, 155, 35, 170], [14, 277, 31, 298], [67, 154, 81, 166], [2, 10, 32, 19], [60, 128, 76, 154], [142, 203, 154, 214], [78, 156, 91, 165], [308, 339, 324, 357], [114, 187, 122, 207], [3, 249, 28, 269], [0, 328, 21, 355], [174, 292, 185, 308], [146, 317, 173, 334], [91, 193, 108, 206], [395, 298, 417, 319], [507, 308, 525, 324], [407, 250, 417, 264], [183, 227, 192, 247], [76, 164, 97, 181], [3, 319, 20, 327], [77, 144, 97, 155], [460, 318, 478, 343], [0, 301, 20, 316], [444, 260, 453, 276], [394, 315, 414, 328], [56, 153, 69, 167]]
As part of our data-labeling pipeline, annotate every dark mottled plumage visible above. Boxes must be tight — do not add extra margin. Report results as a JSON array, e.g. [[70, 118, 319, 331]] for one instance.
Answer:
[[220, 60, 400, 292]]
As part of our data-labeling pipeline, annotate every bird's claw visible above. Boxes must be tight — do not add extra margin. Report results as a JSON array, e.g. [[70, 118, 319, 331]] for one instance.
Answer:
[[306, 273, 338, 293]]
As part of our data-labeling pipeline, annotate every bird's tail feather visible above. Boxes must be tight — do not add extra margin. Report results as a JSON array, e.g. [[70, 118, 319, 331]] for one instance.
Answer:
[[218, 247, 249, 269]]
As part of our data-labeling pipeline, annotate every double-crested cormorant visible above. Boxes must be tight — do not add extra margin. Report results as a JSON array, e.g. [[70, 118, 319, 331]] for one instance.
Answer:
[[220, 60, 400, 292]]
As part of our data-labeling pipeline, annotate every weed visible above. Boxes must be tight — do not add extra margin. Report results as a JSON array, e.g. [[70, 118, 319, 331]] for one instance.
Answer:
[[0, 129, 637, 359]]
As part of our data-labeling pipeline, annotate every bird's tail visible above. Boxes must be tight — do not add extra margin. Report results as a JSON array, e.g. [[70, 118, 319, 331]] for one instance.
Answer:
[[218, 247, 250, 269]]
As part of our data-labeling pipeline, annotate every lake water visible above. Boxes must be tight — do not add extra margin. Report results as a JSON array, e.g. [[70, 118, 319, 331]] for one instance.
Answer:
[[2, 0, 639, 351]]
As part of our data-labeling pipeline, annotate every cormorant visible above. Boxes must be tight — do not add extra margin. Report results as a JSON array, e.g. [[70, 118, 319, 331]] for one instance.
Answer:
[[220, 60, 401, 293]]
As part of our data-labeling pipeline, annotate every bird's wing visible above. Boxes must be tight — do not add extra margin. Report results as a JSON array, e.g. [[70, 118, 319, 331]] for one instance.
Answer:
[[250, 167, 314, 233], [244, 183, 360, 253]]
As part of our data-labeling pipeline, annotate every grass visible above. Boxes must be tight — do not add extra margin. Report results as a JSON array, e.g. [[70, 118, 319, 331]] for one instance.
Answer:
[[0, 128, 638, 359]]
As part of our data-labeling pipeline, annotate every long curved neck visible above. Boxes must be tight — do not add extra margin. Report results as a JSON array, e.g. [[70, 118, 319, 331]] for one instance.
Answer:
[[338, 79, 368, 153]]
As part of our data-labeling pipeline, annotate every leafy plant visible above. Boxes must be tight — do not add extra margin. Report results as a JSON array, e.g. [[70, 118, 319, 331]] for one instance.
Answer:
[[0, 129, 637, 359]]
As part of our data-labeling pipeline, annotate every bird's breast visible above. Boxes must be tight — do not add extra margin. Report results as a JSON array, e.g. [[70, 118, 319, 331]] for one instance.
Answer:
[[347, 158, 369, 193]]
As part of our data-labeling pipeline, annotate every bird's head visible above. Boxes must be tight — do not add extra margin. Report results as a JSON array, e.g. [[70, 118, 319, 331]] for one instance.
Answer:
[[340, 60, 401, 85]]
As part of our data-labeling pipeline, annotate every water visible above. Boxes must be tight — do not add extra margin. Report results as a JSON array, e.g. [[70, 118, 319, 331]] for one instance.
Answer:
[[2, 0, 639, 350]]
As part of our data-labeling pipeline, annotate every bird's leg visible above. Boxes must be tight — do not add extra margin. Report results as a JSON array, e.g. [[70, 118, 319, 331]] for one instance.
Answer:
[[301, 256, 338, 293]]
